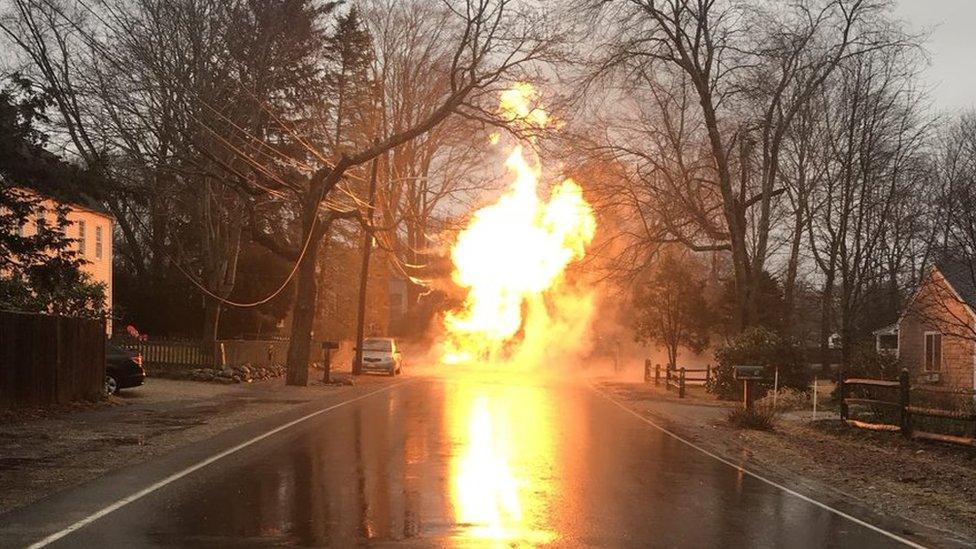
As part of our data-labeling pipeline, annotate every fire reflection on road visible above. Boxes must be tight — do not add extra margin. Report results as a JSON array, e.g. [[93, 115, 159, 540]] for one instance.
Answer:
[[446, 377, 558, 546]]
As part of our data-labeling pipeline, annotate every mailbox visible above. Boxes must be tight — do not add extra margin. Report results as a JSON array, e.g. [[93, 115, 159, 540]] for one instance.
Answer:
[[322, 341, 340, 350], [733, 365, 765, 381]]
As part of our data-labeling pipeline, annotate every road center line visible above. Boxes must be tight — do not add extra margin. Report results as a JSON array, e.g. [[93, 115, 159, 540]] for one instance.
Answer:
[[26, 379, 416, 549], [593, 386, 928, 549]]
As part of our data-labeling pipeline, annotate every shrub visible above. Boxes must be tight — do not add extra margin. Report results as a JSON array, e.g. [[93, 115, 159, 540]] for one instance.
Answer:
[[707, 327, 810, 400], [847, 342, 900, 379], [726, 407, 775, 430], [706, 363, 738, 400], [755, 388, 809, 412]]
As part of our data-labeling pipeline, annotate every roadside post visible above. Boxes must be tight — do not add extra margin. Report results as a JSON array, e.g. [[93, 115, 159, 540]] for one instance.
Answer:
[[899, 368, 912, 438], [772, 366, 779, 411], [654, 363, 661, 386], [644, 359, 651, 383], [733, 365, 764, 410], [679, 367, 686, 398], [322, 341, 339, 383], [812, 377, 818, 420], [839, 371, 849, 420]]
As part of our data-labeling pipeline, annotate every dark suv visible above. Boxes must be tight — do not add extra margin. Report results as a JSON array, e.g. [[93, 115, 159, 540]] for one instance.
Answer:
[[106, 343, 146, 395]]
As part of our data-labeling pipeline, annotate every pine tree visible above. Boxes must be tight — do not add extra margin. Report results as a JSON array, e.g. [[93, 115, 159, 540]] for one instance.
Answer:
[[324, 6, 377, 152]]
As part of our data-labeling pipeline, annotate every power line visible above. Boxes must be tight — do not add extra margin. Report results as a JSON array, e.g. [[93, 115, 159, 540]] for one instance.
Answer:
[[127, 190, 327, 308]]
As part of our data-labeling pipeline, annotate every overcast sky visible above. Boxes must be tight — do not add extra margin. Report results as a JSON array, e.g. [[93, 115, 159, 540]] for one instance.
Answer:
[[895, 0, 976, 113]]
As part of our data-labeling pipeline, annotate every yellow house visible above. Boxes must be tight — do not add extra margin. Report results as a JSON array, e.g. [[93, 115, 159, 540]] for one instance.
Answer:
[[15, 188, 113, 334]]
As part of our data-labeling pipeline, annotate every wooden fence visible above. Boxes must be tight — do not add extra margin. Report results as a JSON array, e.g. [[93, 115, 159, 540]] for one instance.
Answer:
[[644, 359, 714, 398], [645, 360, 712, 399], [841, 369, 976, 447], [0, 310, 106, 408], [112, 338, 337, 372], [113, 339, 216, 371]]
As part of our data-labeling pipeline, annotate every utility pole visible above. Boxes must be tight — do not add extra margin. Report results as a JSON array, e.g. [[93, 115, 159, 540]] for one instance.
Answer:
[[353, 153, 379, 375]]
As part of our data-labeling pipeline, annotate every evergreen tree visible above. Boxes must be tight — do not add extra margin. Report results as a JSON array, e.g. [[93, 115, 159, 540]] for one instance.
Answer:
[[324, 6, 377, 151]]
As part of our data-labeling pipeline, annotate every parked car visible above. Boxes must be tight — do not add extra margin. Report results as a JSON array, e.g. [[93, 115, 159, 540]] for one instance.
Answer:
[[358, 337, 403, 376], [106, 342, 146, 395]]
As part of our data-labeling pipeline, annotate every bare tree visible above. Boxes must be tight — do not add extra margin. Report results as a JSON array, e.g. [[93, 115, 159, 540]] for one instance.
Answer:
[[909, 114, 976, 342], [363, 0, 496, 329], [577, 0, 898, 329], [802, 43, 928, 366]]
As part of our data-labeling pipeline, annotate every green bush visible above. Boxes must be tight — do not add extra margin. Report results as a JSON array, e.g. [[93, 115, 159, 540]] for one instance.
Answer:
[[707, 327, 810, 400]]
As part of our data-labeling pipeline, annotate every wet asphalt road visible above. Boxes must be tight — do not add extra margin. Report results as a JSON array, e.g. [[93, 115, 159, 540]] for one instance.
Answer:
[[2, 372, 918, 548]]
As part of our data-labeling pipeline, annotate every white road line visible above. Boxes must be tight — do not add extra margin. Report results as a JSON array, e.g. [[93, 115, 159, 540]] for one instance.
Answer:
[[27, 379, 415, 549], [593, 387, 928, 549]]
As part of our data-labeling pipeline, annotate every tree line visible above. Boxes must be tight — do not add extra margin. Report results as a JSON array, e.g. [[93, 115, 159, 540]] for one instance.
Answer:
[[564, 0, 975, 368], [0, 0, 562, 384], [2, 0, 974, 381]]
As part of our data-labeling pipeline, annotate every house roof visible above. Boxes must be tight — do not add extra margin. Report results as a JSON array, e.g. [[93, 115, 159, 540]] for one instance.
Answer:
[[9, 183, 112, 219], [934, 259, 976, 310], [872, 323, 898, 336]]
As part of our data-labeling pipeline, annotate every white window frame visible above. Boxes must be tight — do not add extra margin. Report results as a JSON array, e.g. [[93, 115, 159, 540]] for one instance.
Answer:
[[924, 331, 943, 372], [95, 225, 103, 260], [78, 220, 87, 256]]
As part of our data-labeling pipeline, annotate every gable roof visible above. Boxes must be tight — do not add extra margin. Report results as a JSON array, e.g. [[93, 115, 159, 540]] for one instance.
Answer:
[[8, 182, 112, 219], [934, 259, 976, 310], [897, 259, 976, 328]]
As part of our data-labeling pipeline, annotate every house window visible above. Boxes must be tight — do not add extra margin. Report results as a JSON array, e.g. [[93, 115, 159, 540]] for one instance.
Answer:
[[95, 225, 103, 260], [924, 332, 942, 371], [78, 220, 87, 256]]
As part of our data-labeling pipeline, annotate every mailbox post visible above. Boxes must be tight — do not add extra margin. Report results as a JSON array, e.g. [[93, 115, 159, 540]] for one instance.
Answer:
[[321, 341, 339, 383], [733, 365, 765, 410]]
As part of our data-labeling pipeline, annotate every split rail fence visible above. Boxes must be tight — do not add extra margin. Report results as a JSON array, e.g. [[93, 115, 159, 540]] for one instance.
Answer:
[[644, 359, 713, 399], [841, 369, 976, 447]]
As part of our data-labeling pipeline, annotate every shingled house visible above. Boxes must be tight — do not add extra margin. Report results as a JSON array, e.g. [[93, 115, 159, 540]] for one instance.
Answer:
[[898, 260, 976, 391]]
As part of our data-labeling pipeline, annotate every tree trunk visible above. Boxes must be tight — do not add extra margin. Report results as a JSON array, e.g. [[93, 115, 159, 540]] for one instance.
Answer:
[[285, 182, 332, 386], [783, 206, 805, 331], [353, 156, 380, 375], [285, 233, 322, 386], [818, 272, 835, 376], [203, 301, 222, 344]]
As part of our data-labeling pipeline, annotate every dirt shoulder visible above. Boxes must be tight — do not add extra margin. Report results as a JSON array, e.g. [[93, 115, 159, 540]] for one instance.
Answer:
[[0, 369, 398, 515], [594, 378, 976, 548]]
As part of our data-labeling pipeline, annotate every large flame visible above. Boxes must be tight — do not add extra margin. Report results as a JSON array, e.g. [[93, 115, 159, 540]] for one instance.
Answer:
[[442, 84, 597, 367]]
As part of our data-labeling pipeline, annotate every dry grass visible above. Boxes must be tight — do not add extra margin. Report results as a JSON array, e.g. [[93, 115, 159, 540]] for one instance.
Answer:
[[727, 406, 776, 430], [756, 388, 810, 412]]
